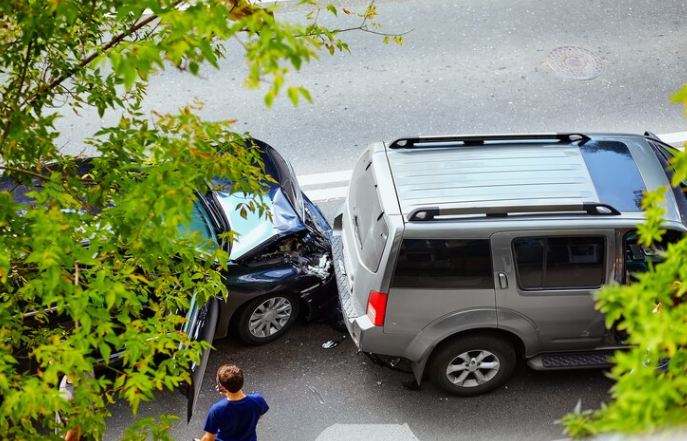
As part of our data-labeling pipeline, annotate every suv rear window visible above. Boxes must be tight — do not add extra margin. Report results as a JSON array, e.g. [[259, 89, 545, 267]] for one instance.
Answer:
[[513, 236, 605, 289], [349, 150, 388, 272], [391, 239, 493, 289]]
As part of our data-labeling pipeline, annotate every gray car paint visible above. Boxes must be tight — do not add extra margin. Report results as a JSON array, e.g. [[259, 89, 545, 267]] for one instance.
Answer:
[[333, 133, 687, 387]]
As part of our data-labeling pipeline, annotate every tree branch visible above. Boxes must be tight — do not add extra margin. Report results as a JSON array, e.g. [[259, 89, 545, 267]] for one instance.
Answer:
[[0, 39, 34, 154], [0, 165, 97, 184], [80, 0, 99, 58], [15, 39, 33, 103], [0, 166, 51, 182], [342, 26, 411, 38], [360, 0, 375, 29], [24, 11, 164, 111], [294, 24, 409, 40]]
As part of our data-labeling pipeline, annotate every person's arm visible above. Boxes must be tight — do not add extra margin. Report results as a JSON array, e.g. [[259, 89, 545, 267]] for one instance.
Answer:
[[198, 404, 219, 441], [64, 428, 80, 441], [258, 393, 269, 419]]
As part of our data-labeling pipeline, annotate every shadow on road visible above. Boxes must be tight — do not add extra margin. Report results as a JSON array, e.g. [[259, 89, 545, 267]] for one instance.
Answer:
[[104, 301, 615, 441]]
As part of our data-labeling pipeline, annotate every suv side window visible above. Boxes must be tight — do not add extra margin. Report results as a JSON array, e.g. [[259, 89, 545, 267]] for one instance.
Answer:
[[391, 239, 493, 289], [513, 236, 605, 290], [624, 230, 682, 283]]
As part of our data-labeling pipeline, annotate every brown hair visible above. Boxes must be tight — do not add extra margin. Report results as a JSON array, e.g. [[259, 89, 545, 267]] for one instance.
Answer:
[[216, 364, 244, 393]]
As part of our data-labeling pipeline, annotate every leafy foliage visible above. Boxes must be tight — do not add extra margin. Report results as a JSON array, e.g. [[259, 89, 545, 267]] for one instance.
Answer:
[[0, 0, 400, 439], [561, 105, 687, 435]]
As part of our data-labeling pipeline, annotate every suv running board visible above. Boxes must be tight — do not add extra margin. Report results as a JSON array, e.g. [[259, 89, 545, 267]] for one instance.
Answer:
[[527, 350, 622, 370]]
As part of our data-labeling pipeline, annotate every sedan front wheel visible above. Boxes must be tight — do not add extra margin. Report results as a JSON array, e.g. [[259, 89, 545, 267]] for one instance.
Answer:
[[237, 294, 300, 345]]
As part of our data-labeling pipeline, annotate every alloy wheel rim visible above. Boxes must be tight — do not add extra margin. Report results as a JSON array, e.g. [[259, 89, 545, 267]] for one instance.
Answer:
[[445, 349, 500, 388], [249, 297, 293, 338]]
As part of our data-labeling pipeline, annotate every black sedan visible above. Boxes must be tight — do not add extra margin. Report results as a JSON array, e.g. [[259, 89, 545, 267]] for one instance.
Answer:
[[198, 139, 335, 345], [1, 139, 335, 419]]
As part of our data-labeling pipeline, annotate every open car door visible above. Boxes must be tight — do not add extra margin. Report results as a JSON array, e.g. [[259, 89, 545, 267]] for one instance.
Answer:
[[184, 296, 219, 423]]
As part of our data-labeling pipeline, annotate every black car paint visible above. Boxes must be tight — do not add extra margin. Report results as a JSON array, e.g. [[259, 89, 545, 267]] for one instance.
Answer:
[[1, 140, 335, 420], [181, 140, 334, 343]]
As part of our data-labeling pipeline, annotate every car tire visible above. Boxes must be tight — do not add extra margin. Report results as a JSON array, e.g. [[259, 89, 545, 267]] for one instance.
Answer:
[[237, 293, 300, 345], [429, 335, 516, 396]]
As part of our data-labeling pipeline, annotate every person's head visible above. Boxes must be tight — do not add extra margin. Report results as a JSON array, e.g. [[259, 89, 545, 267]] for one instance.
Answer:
[[216, 364, 244, 393]]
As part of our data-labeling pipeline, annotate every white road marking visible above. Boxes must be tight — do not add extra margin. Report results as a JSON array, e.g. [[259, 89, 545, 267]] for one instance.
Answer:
[[656, 131, 687, 144], [299, 170, 352, 186], [303, 186, 348, 202], [315, 424, 420, 441], [300, 131, 687, 202]]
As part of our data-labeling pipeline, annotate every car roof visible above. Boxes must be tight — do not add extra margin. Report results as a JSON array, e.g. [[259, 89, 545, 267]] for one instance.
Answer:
[[381, 133, 684, 227], [0, 157, 95, 206]]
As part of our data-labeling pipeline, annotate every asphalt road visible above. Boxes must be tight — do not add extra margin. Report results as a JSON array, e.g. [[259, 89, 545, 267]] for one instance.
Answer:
[[57, 0, 687, 174], [102, 196, 616, 441], [105, 318, 615, 441], [56, 0, 687, 439]]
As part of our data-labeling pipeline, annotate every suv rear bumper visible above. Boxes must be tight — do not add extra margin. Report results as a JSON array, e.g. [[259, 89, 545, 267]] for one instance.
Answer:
[[332, 235, 413, 356], [331, 235, 359, 319], [332, 235, 364, 346]]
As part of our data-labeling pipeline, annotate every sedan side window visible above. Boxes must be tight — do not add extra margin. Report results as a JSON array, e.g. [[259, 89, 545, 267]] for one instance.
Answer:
[[181, 201, 220, 253]]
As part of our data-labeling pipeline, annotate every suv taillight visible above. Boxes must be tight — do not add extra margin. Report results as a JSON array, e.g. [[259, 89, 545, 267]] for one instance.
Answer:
[[366, 290, 388, 327]]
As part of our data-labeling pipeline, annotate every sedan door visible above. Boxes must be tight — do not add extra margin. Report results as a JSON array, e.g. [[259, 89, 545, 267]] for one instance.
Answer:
[[184, 296, 219, 422]]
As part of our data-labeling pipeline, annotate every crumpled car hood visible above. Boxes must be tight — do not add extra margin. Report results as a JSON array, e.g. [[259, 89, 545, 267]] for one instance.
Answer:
[[214, 187, 306, 261]]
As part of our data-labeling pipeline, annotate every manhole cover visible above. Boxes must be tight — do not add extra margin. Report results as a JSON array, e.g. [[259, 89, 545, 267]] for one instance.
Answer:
[[546, 46, 604, 80]]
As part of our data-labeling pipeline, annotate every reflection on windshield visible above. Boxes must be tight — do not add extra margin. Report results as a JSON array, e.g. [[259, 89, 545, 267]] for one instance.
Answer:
[[178, 201, 219, 254]]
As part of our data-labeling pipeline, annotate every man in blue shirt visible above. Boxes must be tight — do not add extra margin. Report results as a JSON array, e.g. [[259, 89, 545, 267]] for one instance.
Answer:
[[194, 364, 269, 441]]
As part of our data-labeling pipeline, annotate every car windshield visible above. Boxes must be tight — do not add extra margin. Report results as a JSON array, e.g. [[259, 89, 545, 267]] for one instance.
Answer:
[[648, 140, 687, 227]]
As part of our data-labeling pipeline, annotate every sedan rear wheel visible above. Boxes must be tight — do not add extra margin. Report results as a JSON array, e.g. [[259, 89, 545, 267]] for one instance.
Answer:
[[237, 294, 300, 345]]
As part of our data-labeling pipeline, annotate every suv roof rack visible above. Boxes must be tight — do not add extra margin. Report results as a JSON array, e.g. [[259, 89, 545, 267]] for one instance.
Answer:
[[388, 133, 591, 149], [644, 131, 662, 142], [407, 202, 621, 222]]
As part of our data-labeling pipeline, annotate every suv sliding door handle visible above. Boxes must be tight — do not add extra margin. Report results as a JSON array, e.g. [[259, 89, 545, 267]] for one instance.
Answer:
[[498, 273, 508, 289]]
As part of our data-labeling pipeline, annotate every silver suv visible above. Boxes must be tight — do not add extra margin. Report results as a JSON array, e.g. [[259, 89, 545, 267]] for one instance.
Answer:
[[332, 132, 686, 396]]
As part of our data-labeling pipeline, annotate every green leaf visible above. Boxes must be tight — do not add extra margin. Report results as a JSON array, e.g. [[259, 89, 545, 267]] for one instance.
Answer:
[[264, 90, 276, 108], [99, 343, 112, 363], [189, 61, 199, 75], [287, 86, 299, 106], [0, 0, 396, 437], [299, 87, 313, 104], [670, 85, 687, 103], [105, 290, 116, 310]]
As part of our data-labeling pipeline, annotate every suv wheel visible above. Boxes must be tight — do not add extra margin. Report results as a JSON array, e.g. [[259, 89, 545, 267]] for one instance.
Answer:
[[237, 294, 300, 345], [429, 335, 516, 396]]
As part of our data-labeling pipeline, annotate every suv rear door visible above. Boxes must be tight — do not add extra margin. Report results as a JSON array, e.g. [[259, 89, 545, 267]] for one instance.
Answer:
[[384, 237, 496, 335], [490, 230, 614, 354]]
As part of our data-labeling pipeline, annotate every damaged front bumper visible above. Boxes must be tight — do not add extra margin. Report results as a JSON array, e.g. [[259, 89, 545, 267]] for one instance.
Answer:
[[292, 194, 337, 319]]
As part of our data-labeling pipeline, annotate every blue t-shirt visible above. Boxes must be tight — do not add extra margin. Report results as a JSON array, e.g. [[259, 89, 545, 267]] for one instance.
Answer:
[[203, 393, 269, 441]]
